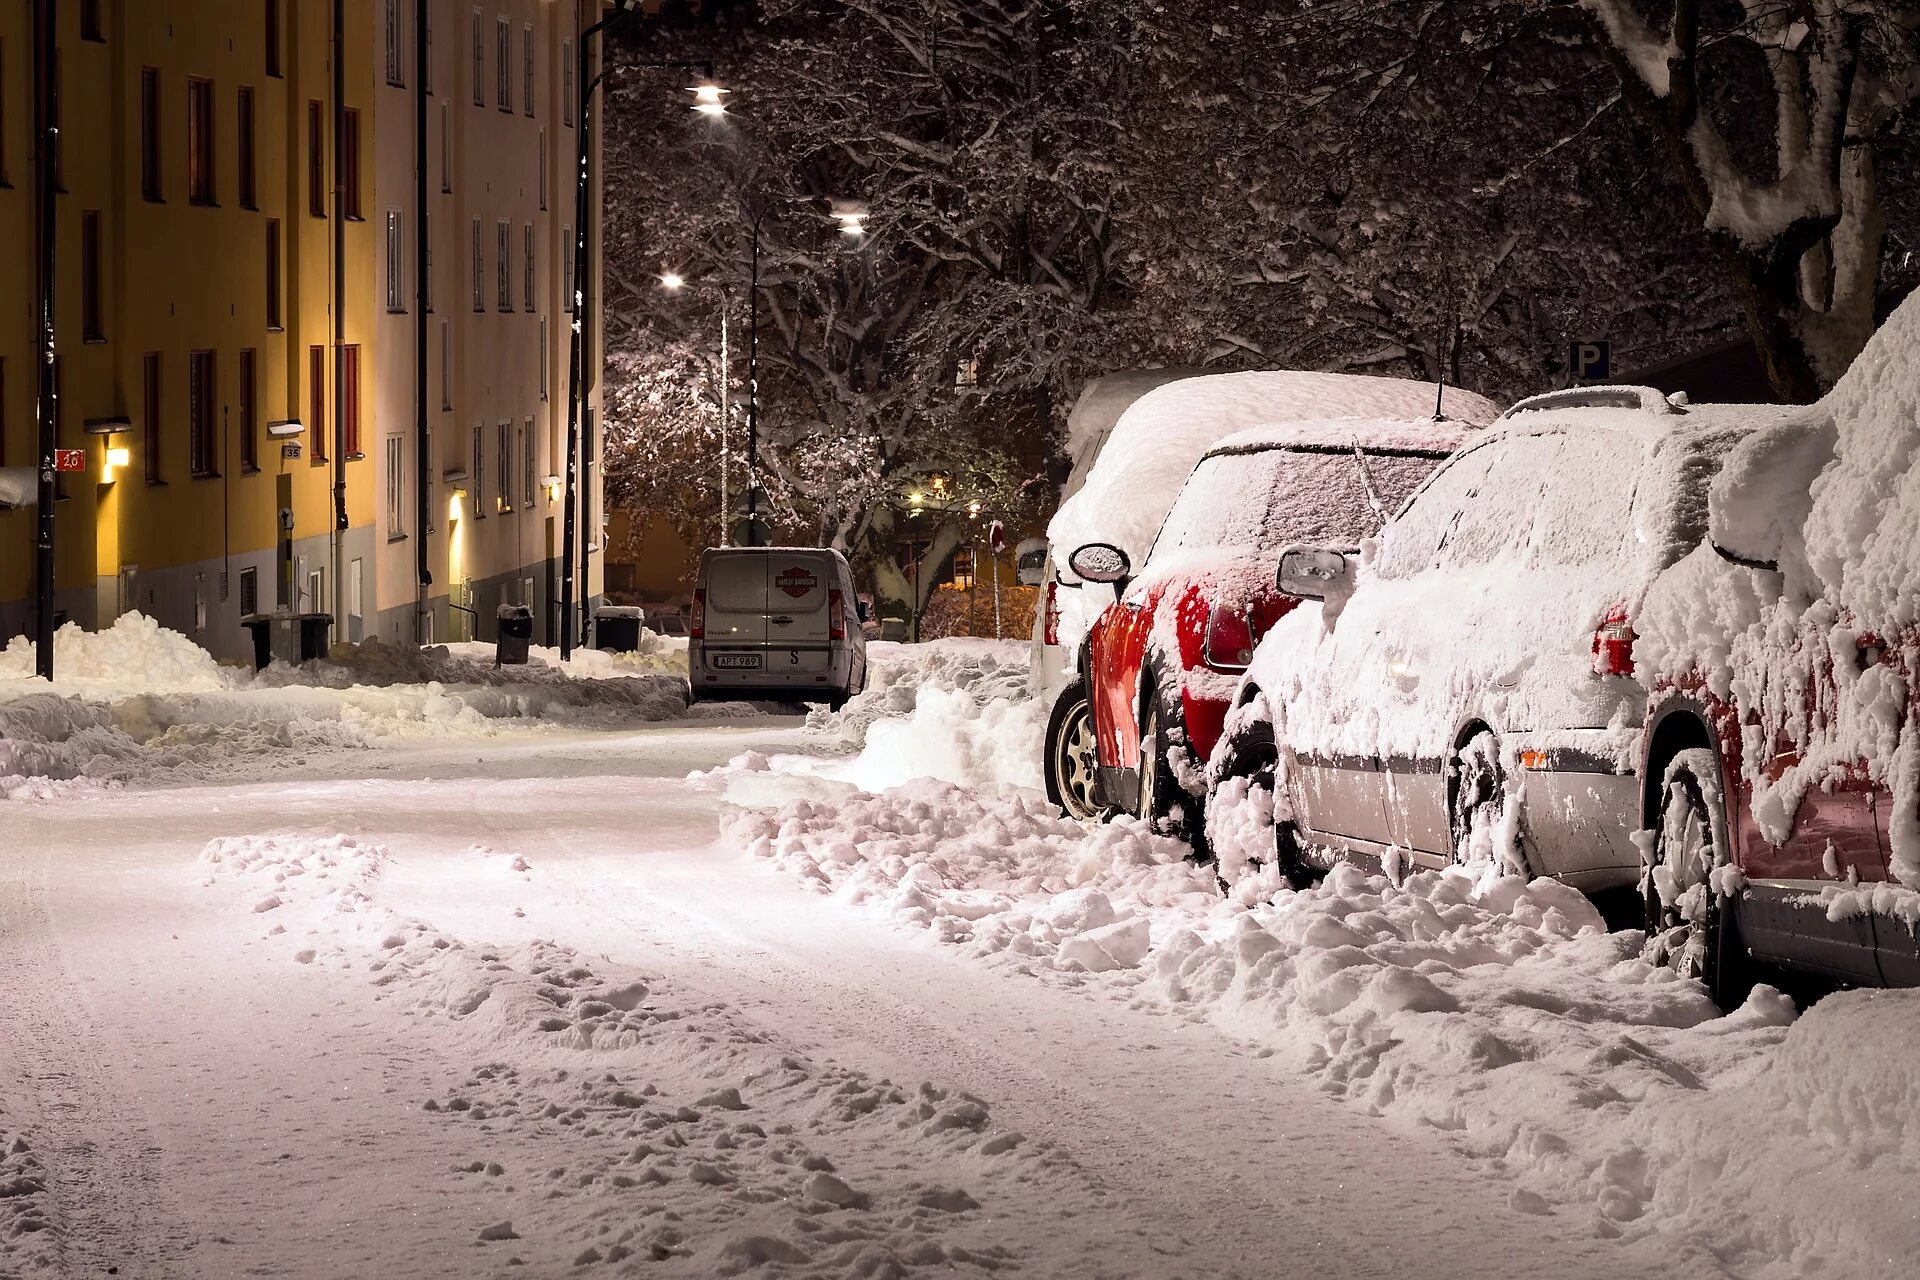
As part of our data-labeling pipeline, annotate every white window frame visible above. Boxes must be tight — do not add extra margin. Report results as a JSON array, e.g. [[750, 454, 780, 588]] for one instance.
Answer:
[[385, 433, 407, 535], [385, 209, 406, 312], [498, 418, 513, 511], [523, 417, 536, 508], [472, 423, 486, 518], [539, 315, 548, 400]]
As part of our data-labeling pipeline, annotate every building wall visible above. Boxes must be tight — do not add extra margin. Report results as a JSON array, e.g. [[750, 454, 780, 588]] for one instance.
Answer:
[[0, 0, 607, 661], [0, 0, 378, 663]]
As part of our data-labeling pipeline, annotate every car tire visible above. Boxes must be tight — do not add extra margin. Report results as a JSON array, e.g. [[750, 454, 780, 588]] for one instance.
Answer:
[[1643, 747, 1750, 1011], [1139, 697, 1207, 857], [1208, 715, 1315, 891], [1448, 729, 1527, 874], [1044, 680, 1104, 822]]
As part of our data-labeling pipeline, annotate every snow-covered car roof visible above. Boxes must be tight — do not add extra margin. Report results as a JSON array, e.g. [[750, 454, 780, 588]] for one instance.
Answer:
[[1204, 416, 1479, 460], [1049, 371, 1502, 572]]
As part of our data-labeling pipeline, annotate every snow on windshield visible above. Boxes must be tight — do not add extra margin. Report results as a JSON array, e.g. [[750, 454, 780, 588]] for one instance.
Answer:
[[1149, 449, 1439, 565]]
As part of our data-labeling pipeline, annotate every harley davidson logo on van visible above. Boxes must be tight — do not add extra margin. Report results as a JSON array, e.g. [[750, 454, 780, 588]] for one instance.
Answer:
[[775, 567, 819, 599]]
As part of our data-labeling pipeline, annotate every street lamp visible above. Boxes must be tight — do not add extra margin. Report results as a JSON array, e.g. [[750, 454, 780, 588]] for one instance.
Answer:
[[690, 83, 729, 116], [561, 7, 717, 655]]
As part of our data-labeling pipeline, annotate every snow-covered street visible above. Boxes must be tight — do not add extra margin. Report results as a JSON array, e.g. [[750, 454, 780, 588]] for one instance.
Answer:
[[1, 631, 1917, 1279]]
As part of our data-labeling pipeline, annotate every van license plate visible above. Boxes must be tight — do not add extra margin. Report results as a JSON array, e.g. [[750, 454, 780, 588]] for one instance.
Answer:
[[711, 653, 762, 670]]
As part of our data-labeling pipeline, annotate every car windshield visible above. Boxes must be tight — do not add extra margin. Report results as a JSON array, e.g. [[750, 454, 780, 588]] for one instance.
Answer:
[[1147, 447, 1442, 565]]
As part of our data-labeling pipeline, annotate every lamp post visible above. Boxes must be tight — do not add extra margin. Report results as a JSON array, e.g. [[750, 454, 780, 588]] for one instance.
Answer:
[[560, 0, 715, 655], [30, 0, 57, 679]]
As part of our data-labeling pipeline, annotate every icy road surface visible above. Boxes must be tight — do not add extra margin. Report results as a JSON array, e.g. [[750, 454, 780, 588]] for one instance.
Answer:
[[0, 718, 1706, 1280]]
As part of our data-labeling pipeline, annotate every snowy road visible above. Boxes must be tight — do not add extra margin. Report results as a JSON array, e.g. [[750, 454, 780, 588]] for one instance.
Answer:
[[0, 718, 1713, 1279]]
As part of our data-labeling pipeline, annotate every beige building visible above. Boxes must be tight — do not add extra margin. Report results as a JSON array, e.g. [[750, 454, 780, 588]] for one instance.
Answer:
[[0, 0, 607, 661]]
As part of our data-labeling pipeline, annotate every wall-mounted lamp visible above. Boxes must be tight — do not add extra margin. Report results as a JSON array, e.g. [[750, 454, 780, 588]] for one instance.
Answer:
[[102, 445, 132, 483]]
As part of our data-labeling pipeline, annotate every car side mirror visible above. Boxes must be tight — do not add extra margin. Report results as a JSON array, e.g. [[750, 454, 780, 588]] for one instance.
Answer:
[[1277, 545, 1354, 601], [1068, 542, 1131, 585]]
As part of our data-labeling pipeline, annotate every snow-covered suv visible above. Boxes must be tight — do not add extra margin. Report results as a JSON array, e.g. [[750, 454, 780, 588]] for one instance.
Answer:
[[1068, 418, 1471, 845], [1633, 295, 1920, 1005], [1212, 386, 1772, 896]]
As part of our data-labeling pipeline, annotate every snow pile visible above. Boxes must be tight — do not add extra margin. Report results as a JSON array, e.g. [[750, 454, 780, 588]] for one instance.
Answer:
[[0, 1109, 51, 1274], [1049, 371, 1500, 573], [804, 639, 1041, 792], [0, 612, 226, 695], [721, 777, 1216, 971], [193, 827, 1036, 1274]]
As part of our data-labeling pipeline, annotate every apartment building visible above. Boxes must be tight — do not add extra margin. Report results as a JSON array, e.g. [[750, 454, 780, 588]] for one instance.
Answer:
[[0, 0, 606, 661]]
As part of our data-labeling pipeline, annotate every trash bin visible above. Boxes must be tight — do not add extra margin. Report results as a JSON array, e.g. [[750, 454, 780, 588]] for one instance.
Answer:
[[496, 603, 533, 665], [241, 612, 334, 671], [594, 605, 643, 653]]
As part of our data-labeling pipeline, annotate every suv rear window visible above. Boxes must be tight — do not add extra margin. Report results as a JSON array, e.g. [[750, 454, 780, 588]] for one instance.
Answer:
[[1150, 448, 1440, 563]]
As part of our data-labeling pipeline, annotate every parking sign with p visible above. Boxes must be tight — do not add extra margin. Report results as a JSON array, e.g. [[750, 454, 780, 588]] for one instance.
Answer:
[[1569, 340, 1611, 382]]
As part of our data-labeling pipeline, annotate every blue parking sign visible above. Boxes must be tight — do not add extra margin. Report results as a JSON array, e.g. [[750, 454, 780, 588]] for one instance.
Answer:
[[1569, 340, 1611, 381]]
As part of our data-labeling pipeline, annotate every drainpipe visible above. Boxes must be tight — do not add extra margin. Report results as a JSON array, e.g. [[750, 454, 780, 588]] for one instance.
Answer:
[[331, 0, 348, 629], [31, 0, 57, 680], [414, 0, 431, 640]]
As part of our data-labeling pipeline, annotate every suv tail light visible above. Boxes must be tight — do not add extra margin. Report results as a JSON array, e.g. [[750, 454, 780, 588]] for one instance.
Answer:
[[1592, 605, 1635, 676], [828, 588, 846, 641], [690, 588, 707, 640], [1043, 580, 1061, 647], [1203, 603, 1256, 672]]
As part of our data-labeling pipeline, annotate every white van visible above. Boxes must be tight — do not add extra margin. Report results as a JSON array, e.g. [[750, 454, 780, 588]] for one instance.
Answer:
[[689, 547, 868, 707]]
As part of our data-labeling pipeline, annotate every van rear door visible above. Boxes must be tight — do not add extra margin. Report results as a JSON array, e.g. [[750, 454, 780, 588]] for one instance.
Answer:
[[767, 555, 833, 647], [703, 551, 769, 648]]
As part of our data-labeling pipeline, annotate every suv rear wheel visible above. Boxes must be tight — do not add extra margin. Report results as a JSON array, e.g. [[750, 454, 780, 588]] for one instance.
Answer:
[[1044, 680, 1103, 822], [1643, 747, 1748, 1010]]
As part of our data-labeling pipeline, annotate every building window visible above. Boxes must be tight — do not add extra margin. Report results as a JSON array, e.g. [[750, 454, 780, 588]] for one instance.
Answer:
[[386, 210, 406, 311], [537, 128, 547, 210], [239, 566, 259, 617], [425, 0, 434, 94], [143, 353, 163, 484], [189, 350, 217, 477], [308, 101, 326, 216], [385, 0, 405, 87], [81, 212, 104, 342], [472, 424, 486, 517], [523, 222, 535, 311], [81, 0, 104, 42], [561, 227, 574, 313], [539, 316, 548, 400], [562, 40, 573, 127], [498, 419, 513, 511], [440, 101, 452, 192], [523, 25, 534, 117], [471, 217, 484, 311], [188, 78, 216, 205], [497, 219, 513, 311], [342, 109, 363, 219], [343, 345, 363, 457], [141, 68, 162, 201], [423, 211, 434, 311], [266, 219, 283, 329], [523, 417, 535, 508], [309, 346, 327, 462], [440, 318, 452, 410], [496, 19, 512, 112], [386, 433, 407, 535], [266, 0, 282, 77], [471, 8, 484, 107], [238, 86, 257, 209], [239, 349, 259, 472]]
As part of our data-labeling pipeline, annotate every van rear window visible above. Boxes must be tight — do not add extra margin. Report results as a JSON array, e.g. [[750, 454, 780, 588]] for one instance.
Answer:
[[705, 554, 766, 611]]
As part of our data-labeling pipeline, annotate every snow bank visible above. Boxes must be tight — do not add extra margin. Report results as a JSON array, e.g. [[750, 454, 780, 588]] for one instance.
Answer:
[[0, 612, 226, 695], [802, 639, 1041, 792], [1048, 371, 1500, 572]]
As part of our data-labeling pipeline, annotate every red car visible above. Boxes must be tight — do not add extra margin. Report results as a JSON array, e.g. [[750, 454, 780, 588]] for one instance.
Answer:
[[1066, 419, 1471, 845]]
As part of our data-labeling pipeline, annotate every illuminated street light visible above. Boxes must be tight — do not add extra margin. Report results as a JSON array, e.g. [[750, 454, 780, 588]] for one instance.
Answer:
[[660, 271, 686, 291], [691, 82, 729, 116]]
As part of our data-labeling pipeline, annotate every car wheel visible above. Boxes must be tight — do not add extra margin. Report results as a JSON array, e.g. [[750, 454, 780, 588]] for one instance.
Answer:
[[1643, 747, 1749, 1010], [1448, 729, 1526, 874], [1139, 698, 1206, 856], [1207, 715, 1316, 892], [1044, 681, 1104, 822]]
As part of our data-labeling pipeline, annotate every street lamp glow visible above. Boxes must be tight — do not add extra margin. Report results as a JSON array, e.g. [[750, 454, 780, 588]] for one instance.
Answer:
[[660, 272, 686, 291], [836, 213, 867, 238], [692, 100, 728, 117], [690, 83, 730, 116]]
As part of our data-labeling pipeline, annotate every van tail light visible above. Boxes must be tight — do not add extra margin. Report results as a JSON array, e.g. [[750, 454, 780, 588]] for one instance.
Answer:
[[1203, 603, 1256, 672], [690, 588, 707, 640], [1043, 580, 1061, 647], [1592, 605, 1635, 677], [828, 588, 846, 641]]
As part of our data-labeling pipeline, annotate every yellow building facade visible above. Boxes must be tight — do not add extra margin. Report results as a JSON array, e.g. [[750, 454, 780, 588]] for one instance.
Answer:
[[0, 0, 605, 662]]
